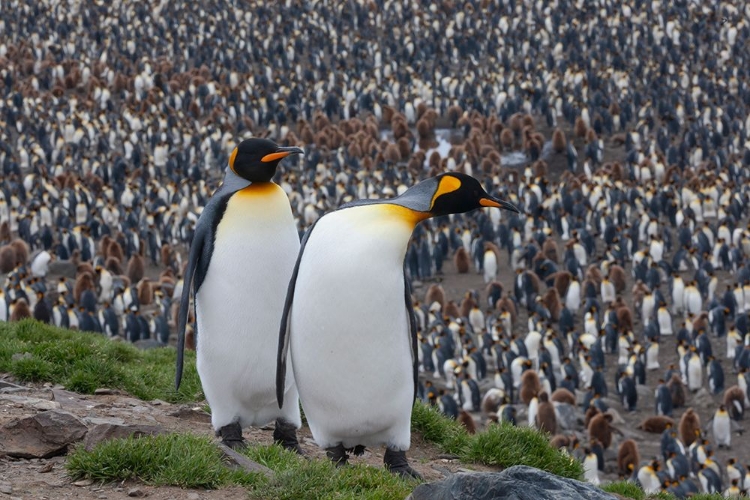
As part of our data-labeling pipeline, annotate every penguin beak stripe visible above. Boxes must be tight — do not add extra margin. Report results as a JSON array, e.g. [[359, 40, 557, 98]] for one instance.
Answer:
[[429, 176, 462, 209], [261, 147, 304, 163], [228, 147, 238, 173], [480, 197, 521, 213]]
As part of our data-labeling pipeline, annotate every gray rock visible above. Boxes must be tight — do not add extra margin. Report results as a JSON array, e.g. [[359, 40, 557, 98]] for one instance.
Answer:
[[187, 493, 201, 500], [0, 410, 88, 458], [127, 487, 146, 497], [0, 482, 12, 494], [53, 389, 99, 411], [168, 407, 212, 423], [690, 388, 715, 409], [406, 466, 617, 500], [0, 394, 61, 411], [10, 352, 32, 362], [0, 380, 24, 390], [83, 423, 167, 452], [553, 403, 580, 431]]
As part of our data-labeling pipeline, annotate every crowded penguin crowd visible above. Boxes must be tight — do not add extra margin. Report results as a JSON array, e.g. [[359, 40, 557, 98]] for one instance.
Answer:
[[2, 0, 750, 495]]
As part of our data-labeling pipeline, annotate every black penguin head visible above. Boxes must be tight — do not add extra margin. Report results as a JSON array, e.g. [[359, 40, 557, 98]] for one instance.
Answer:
[[427, 173, 519, 217], [228, 138, 303, 182]]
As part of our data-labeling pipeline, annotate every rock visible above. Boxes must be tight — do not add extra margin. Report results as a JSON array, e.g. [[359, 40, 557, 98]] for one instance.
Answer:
[[0, 482, 12, 494], [168, 407, 212, 423], [83, 423, 167, 452], [553, 403, 580, 431], [0, 380, 23, 390], [0, 394, 61, 411], [187, 493, 201, 500], [691, 388, 715, 409], [127, 487, 146, 497], [406, 466, 617, 500], [93, 388, 115, 395], [217, 443, 274, 478], [84, 417, 126, 426], [0, 411, 88, 458], [52, 389, 99, 411], [73, 479, 94, 487], [10, 353, 31, 362]]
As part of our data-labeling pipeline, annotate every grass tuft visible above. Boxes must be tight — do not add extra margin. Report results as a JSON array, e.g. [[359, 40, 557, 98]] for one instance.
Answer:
[[0, 319, 201, 403], [411, 402, 583, 480], [601, 481, 644, 499], [66, 433, 264, 488], [67, 434, 416, 499]]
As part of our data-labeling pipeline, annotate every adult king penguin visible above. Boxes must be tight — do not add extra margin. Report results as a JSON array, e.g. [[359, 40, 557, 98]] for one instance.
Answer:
[[175, 138, 304, 451], [277, 172, 518, 478]]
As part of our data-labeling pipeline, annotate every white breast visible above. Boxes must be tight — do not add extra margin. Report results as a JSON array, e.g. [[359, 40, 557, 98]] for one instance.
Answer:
[[196, 183, 301, 430], [289, 205, 417, 450]]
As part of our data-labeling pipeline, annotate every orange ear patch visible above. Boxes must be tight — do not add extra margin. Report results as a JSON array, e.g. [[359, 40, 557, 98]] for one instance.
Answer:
[[430, 176, 462, 209], [229, 147, 239, 173]]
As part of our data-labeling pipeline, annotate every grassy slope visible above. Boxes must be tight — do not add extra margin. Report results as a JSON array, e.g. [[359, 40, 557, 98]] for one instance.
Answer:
[[6, 320, 726, 499]]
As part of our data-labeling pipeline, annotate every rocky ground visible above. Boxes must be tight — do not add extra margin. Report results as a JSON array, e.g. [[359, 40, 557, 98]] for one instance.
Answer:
[[0, 374, 498, 499]]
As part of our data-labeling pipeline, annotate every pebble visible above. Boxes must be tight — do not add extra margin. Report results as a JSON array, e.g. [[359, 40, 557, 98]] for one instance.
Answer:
[[94, 388, 115, 395], [127, 487, 146, 497], [0, 482, 12, 494], [72, 479, 94, 487], [187, 493, 201, 500]]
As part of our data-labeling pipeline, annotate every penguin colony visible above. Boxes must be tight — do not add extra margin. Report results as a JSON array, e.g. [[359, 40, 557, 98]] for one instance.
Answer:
[[0, 0, 750, 493]]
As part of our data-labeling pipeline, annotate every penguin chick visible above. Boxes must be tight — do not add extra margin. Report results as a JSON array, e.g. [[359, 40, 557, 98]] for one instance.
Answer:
[[458, 409, 476, 434], [679, 408, 701, 447], [617, 439, 640, 478], [536, 391, 557, 435]]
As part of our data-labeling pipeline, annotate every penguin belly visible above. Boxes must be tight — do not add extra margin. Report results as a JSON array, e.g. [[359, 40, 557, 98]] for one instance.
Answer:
[[290, 208, 415, 451], [196, 184, 301, 430]]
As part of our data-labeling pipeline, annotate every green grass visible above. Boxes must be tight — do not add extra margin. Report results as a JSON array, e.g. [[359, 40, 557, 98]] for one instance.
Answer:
[[0, 319, 201, 403], [4, 320, 582, 491], [410, 402, 583, 480], [66, 433, 261, 488], [67, 433, 416, 499], [602, 481, 725, 500]]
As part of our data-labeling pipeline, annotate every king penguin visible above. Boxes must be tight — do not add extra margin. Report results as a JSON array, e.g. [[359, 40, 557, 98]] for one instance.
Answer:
[[175, 138, 305, 451], [276, 172, 518, 477]]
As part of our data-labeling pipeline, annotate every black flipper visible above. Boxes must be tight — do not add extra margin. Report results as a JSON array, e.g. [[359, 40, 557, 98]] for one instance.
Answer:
[[276, 220, 319, 408], [404, 270, 419, 403], [175, 192, 233, 390]]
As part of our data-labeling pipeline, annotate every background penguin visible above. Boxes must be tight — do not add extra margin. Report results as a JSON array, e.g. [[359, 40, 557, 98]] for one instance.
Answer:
[[535, 391, 557, 435], [617, 439, 640, 478], [707, 356, 725, 395], [679, 408, 701, 447], [723, 386, 746, 421], [277, 172, 518, 478], [655, 380, 673, 417], [710, 405, 732, 449], [582, 447, 600, 485], [175, 138, 304, 452]]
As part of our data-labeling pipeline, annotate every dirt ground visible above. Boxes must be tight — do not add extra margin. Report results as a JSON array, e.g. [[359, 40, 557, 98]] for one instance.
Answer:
[[0, 374, 496, 499]]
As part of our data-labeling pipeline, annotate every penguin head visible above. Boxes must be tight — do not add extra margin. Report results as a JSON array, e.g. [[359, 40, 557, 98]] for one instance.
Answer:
[[228, 138, 304, 182], [399, 173, 519, 218]]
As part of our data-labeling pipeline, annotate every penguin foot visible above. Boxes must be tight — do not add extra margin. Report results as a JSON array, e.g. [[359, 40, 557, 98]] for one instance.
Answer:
[[273, 418, 304, 455], [326, 444, 349, 467], [218, 422, 246, 450], [384, 448, 422, 480], [351, 445, 366, 457]]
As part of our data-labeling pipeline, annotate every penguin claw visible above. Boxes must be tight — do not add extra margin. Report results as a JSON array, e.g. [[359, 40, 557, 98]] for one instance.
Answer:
[[218, 422, 246, 450], [384, 448, 423, 480], [273, 419, 304, 455], [326, 444, 349, 467]]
